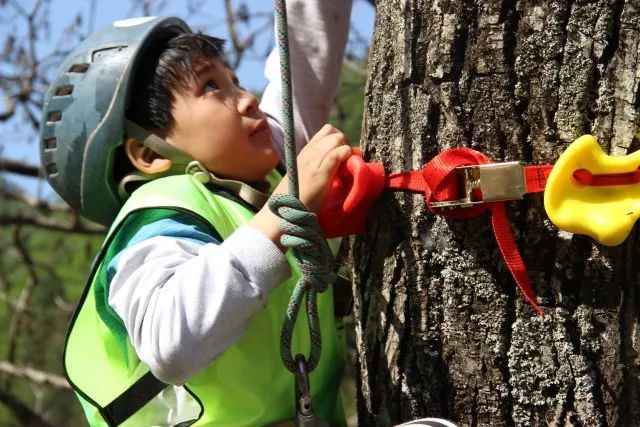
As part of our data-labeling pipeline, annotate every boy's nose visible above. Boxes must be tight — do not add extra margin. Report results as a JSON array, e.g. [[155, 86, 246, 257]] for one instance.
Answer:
[[237, 90, 259, 116]]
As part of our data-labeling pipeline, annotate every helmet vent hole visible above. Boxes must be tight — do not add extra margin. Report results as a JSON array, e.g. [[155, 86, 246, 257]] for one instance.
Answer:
[[43, 137, 57, 149], [68, 63, 89, 73], [47, 111, 62, 122], [46, 163, 58, 175], [54, 85, 73, 96]]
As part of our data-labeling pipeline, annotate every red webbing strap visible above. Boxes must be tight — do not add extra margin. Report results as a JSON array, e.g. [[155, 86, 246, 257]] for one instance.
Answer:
[[490, 203, 543, 315], [386, 149, 544, 316], [573, 168, 640, 186], [524, 165, 553, 193], [385, 170, 428, 193]]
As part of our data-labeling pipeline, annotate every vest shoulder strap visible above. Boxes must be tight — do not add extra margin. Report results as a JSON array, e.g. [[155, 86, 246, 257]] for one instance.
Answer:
[[101, 371, 168, 426]]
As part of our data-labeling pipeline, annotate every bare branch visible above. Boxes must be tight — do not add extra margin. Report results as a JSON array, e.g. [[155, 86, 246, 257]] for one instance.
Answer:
[[224, 0, 245, 69], [0, 0, 45, 132], [0, 362, 69, 390], [0, 292, 37, 317], [22, 102, 40, 129], [7, 227, 38, 364], [244, 17, 273, 53], [29, 0, 45, 20], [25, 3, 39, 127], [6, 0, 29, 18], [52, 295, 74, 314], [0, 241, 73, 315], [0, 212, 105, 235], [1, 190, 70, 213], [0, 72, 23, 82], [0, 158, 41, 178], [0, 387, 57, 427], [0, 189, 106, 235], [27, 96, 43, 111], [0, 96, 16, 121]]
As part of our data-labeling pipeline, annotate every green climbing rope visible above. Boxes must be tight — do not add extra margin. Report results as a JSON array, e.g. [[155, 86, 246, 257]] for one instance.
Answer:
[[269, 0, 337, 373]]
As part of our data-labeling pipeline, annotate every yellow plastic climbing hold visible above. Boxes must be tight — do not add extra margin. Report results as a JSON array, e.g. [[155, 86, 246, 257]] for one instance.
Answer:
[[544, 135, 640, 246]]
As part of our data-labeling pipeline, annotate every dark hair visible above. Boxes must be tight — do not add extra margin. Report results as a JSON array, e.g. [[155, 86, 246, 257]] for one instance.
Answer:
[[113, 33, 225, 184], [126, 32, 226, 138]]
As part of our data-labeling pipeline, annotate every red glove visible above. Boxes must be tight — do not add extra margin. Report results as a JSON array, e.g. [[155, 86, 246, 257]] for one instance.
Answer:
[[317, 149, 385, 237]]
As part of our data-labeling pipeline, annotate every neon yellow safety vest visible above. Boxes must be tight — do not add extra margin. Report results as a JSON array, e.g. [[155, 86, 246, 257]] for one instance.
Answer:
[[63, 172, 346, 426]]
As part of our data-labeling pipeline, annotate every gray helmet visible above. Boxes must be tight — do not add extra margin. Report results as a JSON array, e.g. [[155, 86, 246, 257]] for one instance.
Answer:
[[39, 17, 191, 226]]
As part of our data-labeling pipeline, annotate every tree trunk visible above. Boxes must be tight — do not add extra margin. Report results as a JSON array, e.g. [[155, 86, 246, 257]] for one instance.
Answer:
[[353, 0, 639, 425]]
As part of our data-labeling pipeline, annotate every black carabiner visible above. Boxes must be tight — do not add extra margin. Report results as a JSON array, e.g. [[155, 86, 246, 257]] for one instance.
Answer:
[[295, 354, 312, 416]]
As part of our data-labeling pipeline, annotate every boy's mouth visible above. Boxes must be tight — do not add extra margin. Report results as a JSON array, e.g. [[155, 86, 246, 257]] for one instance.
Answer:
[[250, 120, 270, 137]]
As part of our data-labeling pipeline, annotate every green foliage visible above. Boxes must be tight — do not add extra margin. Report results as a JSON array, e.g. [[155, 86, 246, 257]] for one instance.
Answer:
[[0, 198, 103, 425], [331, 62, 367, 147]]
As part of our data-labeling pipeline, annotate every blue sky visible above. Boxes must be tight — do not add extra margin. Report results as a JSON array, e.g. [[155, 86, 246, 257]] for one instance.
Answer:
[[47, 0, 375, 91], [1, 0, 375, 198]]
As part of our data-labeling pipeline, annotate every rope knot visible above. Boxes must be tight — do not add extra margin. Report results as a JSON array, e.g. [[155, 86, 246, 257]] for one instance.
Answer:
[[268, 193, 337, 292]]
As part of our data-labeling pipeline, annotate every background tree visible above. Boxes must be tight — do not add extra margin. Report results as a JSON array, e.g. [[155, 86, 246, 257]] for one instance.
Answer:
[[354, 0, 639, 425], [0, 1, 371, 425]]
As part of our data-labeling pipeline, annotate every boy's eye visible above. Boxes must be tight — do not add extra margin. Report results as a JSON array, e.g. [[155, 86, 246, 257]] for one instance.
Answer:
[[232, 76, 242, 88], [204, 81, 219, 92]]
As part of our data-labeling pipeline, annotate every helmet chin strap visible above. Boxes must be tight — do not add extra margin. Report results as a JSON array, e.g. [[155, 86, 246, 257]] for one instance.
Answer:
[[184, 161, 270, 208], [120, 120, 270, 209]]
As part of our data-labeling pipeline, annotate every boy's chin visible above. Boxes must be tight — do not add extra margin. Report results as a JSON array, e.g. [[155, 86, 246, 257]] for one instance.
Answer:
[[246, 161, 280, 183], [263, 150, 281, 170], [263, 145, 280, 161]]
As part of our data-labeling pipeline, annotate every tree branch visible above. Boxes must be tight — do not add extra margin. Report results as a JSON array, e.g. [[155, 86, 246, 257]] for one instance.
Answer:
[[1, 189, 75, 215], [224, 0, 246, 69], [0, 362, 69, 390], [7, 227, 38, 365], [6, 0, 29, 18], [0, 213, 105, 235], [0, 94, 16, 121], [0, 158, 41, 178], [0, 387, 57, 427], [0, 291, 36, 316]]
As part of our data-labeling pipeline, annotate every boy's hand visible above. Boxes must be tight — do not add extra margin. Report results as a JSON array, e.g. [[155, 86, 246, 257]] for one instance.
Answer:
[[249, 125, 351, 253], [276, 124, 353, 212]]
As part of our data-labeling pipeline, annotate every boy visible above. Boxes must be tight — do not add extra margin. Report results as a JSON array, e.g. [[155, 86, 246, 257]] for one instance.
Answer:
[[40, 2, 352, 425]]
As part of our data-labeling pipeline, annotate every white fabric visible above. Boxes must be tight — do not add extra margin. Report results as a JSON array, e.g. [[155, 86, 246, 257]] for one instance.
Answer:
[[109, 0, 352, 386], [120, 363, 201, 426], [109, 227, 289, 384], [261, 0, 353, 157]]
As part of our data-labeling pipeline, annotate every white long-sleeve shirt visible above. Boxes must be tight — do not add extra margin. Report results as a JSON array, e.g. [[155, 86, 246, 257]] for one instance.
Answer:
[[108, 0, 352, 386]]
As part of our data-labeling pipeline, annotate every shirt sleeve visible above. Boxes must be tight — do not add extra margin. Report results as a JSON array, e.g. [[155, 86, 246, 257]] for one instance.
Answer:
[[260, 0, 353, 157], [107, 211, 291, 385]]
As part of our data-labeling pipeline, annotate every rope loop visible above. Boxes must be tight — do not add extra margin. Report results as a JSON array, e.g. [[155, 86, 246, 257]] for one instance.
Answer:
[[268, 193, 337, 372], [271, 0, 339, 374]]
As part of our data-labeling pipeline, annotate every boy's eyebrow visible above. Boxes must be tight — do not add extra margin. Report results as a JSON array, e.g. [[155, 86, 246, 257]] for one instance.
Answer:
[[194, 60, 234, 80], [195, 63, 217, 80]]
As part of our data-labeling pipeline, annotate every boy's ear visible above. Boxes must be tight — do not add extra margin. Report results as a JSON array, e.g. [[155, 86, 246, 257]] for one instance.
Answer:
[[124, 137, 172, 174]]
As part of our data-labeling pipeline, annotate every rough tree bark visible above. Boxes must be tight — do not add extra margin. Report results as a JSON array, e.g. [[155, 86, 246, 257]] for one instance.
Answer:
[[353, 0, 639, 425]]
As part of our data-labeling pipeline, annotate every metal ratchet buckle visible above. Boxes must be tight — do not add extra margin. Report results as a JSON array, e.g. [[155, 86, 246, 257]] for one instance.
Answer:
[[429, 162, 526, 209]]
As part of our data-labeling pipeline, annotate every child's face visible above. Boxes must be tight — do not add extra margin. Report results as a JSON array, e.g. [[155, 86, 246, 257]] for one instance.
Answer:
[[166, 56, 280, 182]]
